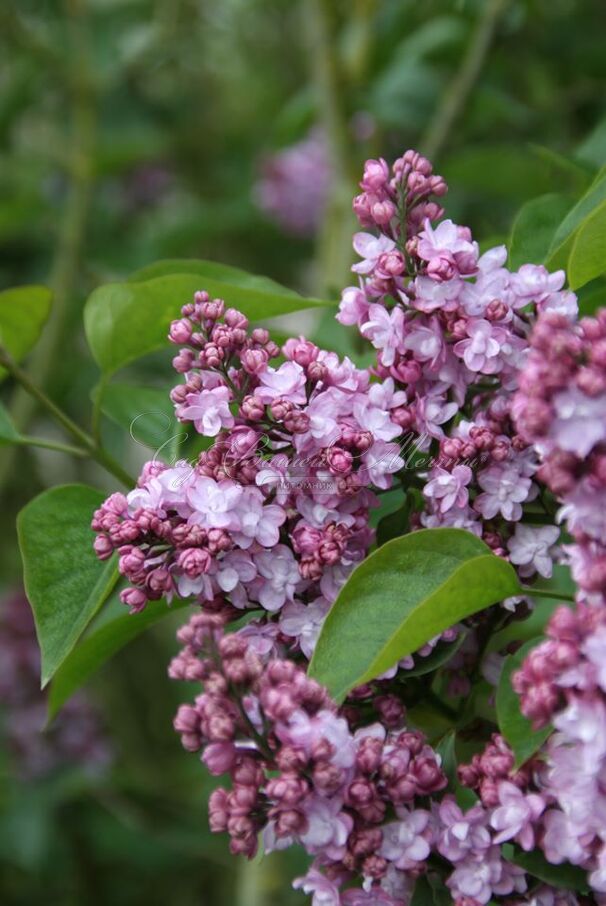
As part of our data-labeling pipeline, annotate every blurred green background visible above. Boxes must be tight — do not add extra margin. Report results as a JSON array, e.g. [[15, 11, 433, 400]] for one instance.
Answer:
[[0, 0, 605, 903]]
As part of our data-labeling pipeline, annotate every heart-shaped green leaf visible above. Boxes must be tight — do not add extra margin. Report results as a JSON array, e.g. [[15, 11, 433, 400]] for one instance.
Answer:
[[95, 381, 179, 451], [309, 528, 521, 701], [508, 193, 572, 269], [84, 269, 330, 376], [546, 165, 606, 269], [568, 197, 606, 288], [48, 597, 189, 719], [17, 484, 119, 686], [127, 258, 300, 297], [0, 285, 52, 377]]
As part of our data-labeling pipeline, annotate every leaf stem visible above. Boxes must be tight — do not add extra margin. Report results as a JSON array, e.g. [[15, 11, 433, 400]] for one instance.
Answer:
[[18, 436, 89, 458], [0, 345, 134, 487], [521, 586, 575, 603]]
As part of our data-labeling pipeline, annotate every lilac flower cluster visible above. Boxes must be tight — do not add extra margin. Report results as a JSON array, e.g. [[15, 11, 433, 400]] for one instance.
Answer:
[[170, 611, 543, 905], [90, 147, 604, 902], [339, 150, 575, 582], [512, 308, 606, 605], [253, 129, 331, 237], [466, 305, 606, 897], [459, 627, 606, 900], [93, 293, 406, 659], [0, 591, 111, 780]]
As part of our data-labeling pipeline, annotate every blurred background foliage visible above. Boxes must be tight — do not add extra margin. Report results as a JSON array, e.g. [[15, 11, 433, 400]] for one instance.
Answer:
[[0, 0, 605, 902]]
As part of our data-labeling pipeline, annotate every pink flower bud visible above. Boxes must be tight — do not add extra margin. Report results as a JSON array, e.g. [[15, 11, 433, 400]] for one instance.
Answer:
[[200, 298, 225, 320], [94, 534, 114, 560], [120, 586, 148, 613], [326, 447, 353, 476], [283, 337, 319, 367], [224, 308, 249, 329], [208, 788, 229, 832], [173, 349, 195, 373], [169, 318, 193, 344], [307, 360, 328, 383], [240, 395, 265, 421], [240, 348, 269, 375], [177, 548, 212, 577]]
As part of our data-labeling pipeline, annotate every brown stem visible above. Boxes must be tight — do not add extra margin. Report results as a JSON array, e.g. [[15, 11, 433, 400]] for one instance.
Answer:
[[307, 0, 357, 297], [421, 0, 509, 162], [0, 0, 96, 492]]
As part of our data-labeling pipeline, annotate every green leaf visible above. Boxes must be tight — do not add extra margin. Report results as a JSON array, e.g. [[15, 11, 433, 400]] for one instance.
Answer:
[[488, 564, 574, 653], [309, 528, 522, 702], [436, 730, 458, 783], [436, 731, 477, 809], [530, 144, 593, 191], [0, 285, 52, 377], [496, 639, 551, 767], [96, 381, 180, 452], [443, 146, 555, 201], [128, 258, 300, 297], [503, 845, 589, 892], [568, 197, 606, 288], [546, 165, 606, 269], [410, 876, 434, 906], [576, 116, 606, 169], [84, 271, 330, 376], [577, 280, 606, 316], [0, 399, 21, 443], [48, 597, 189, 719], [17, 484, 119, 687], [376, 491, 419, 546], [508, 194, 572, 269], [403, 632, 466, 677]]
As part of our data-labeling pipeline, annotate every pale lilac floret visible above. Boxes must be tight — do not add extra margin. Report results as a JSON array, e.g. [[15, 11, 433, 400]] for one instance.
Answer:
[[293, 868, 341, 906], [279, 597, 331, 658], [424, 465, 472, 513], [231, 486, 286, 549], [474, 464, 532, 521], [177, 385, 235, 436], [454, 319, 507, 374], [490, 781, 545, 850], [507, 524, 560, 578], [401, 320, 444, 365], [550, 386, 606, 458], [360, 304, 405, 367], [338, 286, 370, 325], [299, 796, 353, 859], [187, 476, 243, 529], [379, 809, 432, 868], [352, 232, 396, 274], [254, 545, 300, 611], [417, 218, 479, 280], [256, 360, 307, 404], [447, 846, 519, 904], [361, 441, 404, 489], [437, 798, 491, 862]]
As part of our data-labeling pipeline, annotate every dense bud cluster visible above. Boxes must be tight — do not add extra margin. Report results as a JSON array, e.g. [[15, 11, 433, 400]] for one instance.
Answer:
[[512, 309, 606, 604], [171, 612, 548, 904]]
